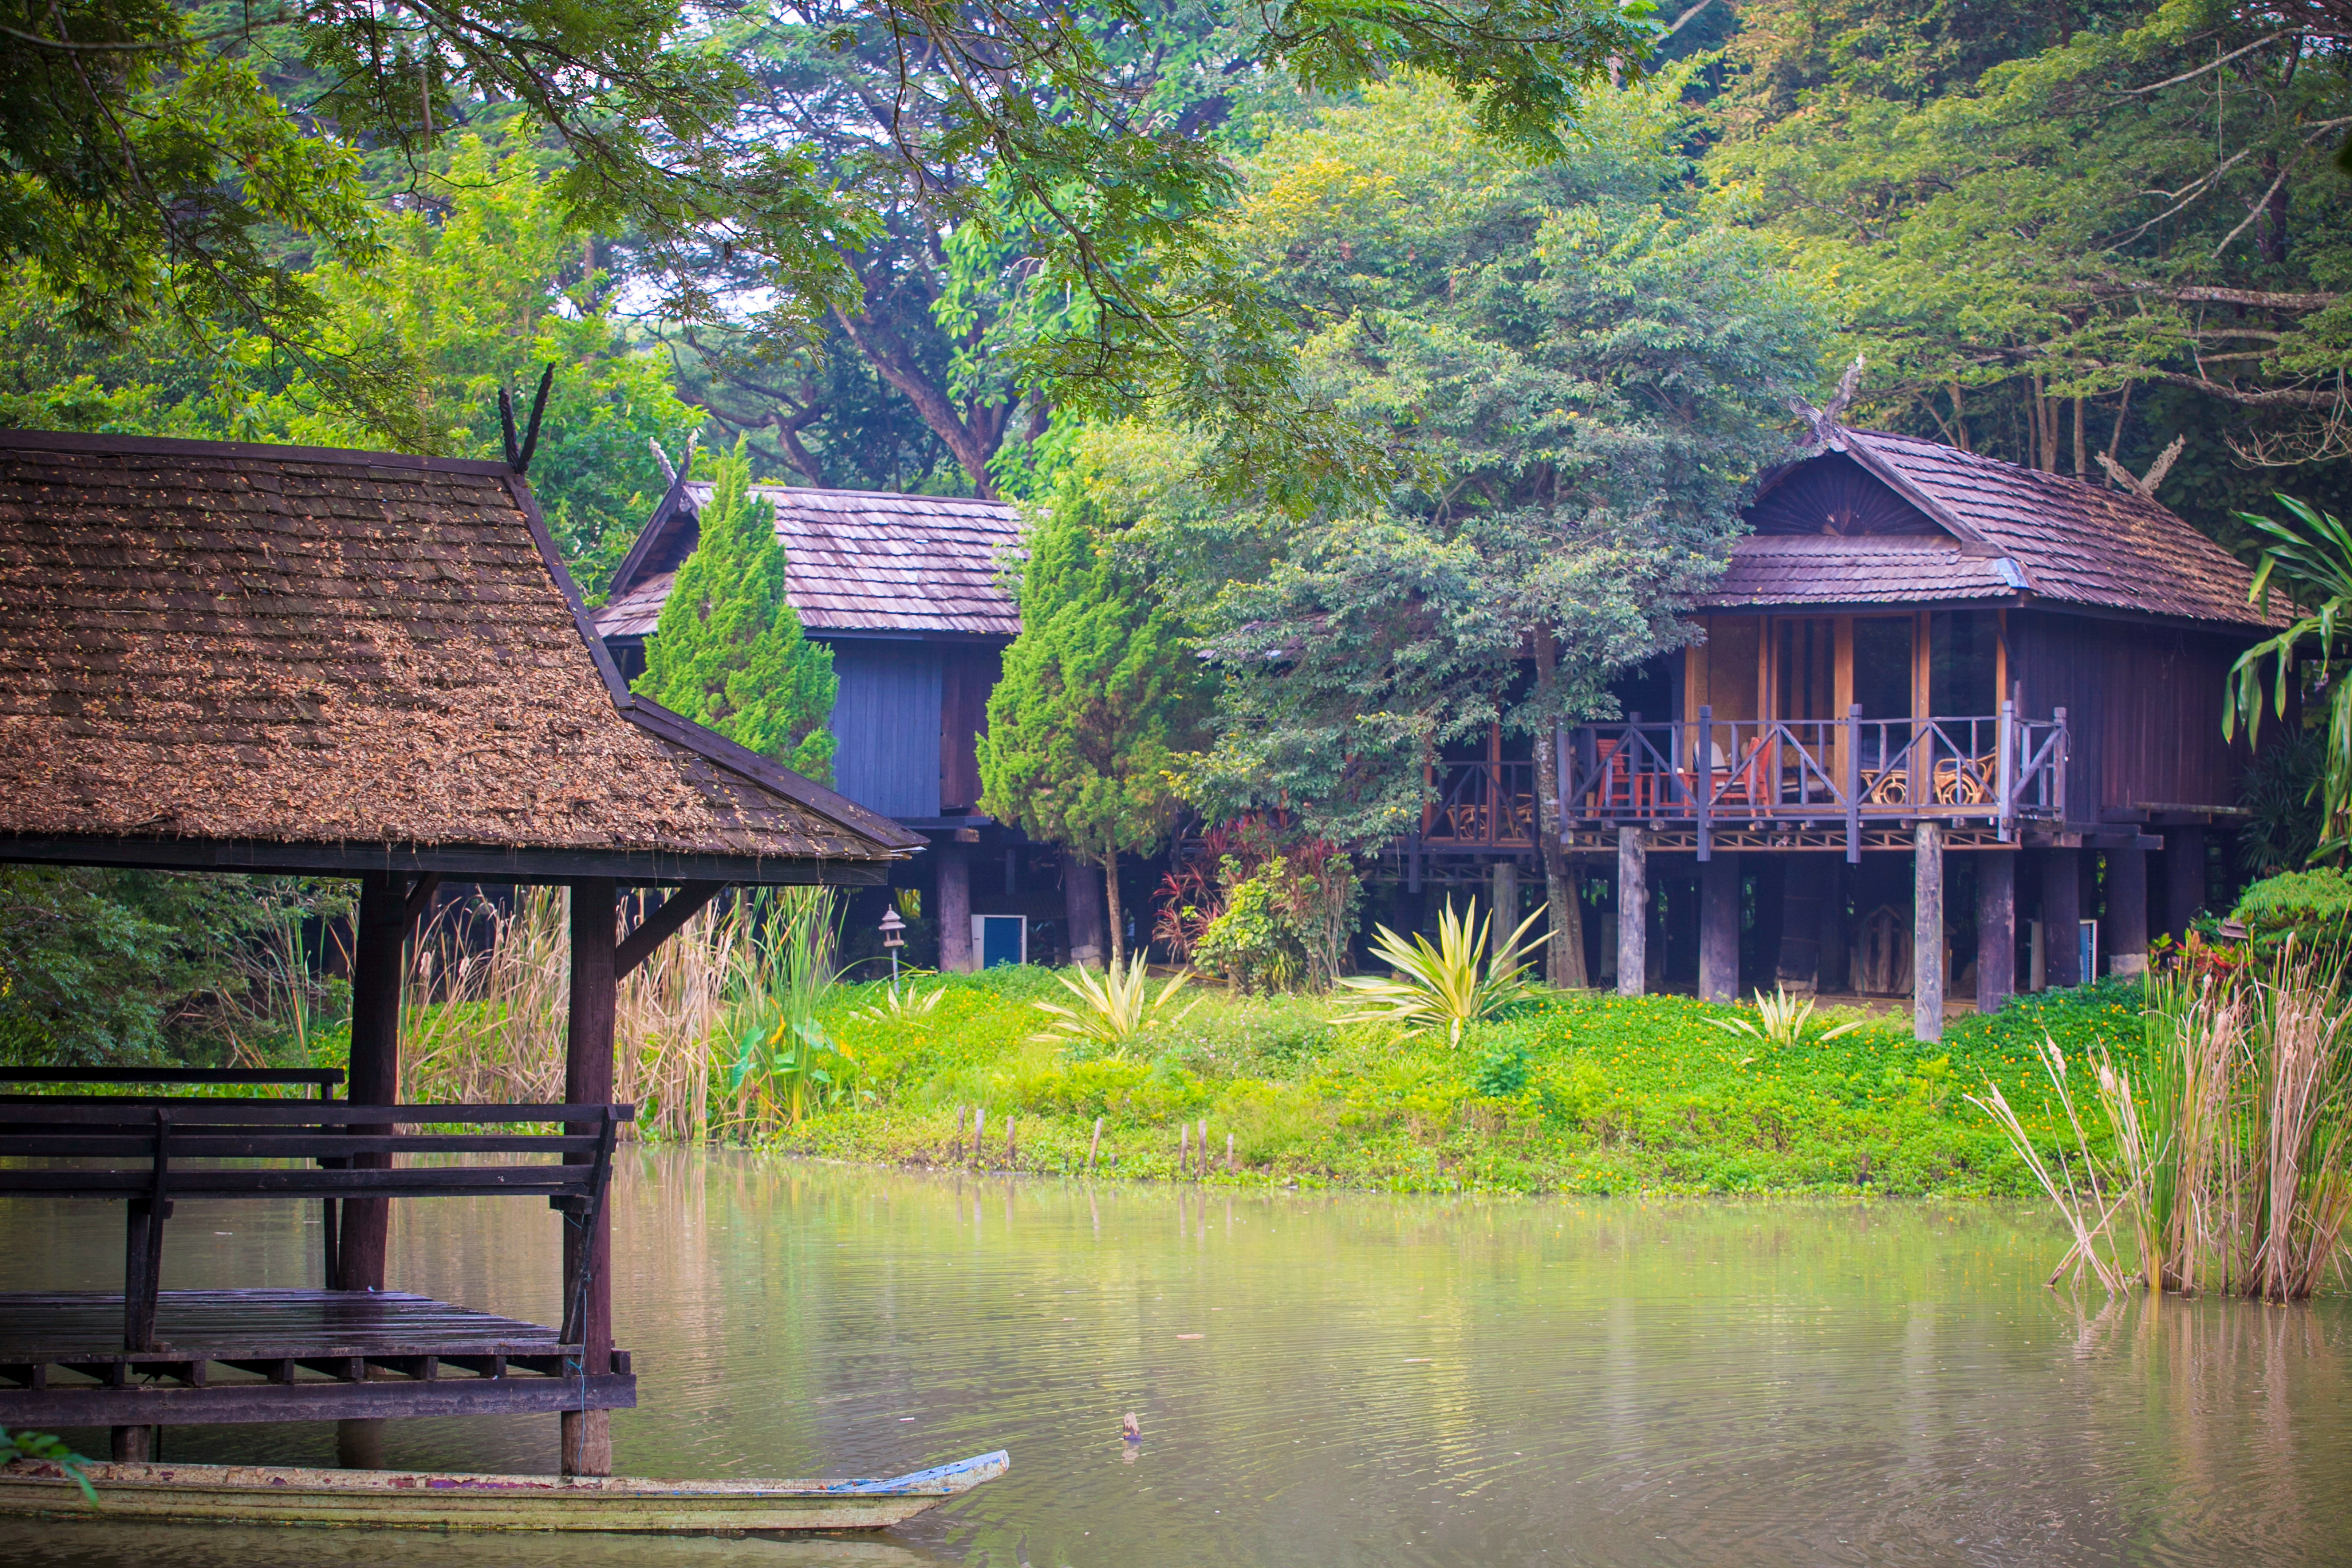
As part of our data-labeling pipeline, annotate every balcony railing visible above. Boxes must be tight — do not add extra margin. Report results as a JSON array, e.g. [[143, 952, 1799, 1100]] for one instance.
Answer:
[[1421, 760, 1538, 849], [1560, 703, 2068, 855]]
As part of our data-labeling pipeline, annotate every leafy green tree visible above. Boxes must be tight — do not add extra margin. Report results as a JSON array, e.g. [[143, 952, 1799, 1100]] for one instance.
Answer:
[[1167, 70, 1825, 983], [1707, 0, 2352, 515], [634, 441, 838, 782], [980, 466, 1210, 966]]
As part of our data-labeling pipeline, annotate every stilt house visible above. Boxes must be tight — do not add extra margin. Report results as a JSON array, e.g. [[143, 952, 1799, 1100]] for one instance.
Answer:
[[1555, 424, 2287, 1036], [596, 469, 1112, 971]]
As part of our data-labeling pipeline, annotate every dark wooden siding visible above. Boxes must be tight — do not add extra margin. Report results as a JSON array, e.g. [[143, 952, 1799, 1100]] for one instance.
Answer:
[[829, 641, 945, 818], [941, 644, 1002, 812], [2012, 610, 2250, 825]]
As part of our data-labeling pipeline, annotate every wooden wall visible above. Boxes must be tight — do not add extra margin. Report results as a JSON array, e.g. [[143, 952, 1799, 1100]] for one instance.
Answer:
[[830, 641, 945, 818], [2008, 610, 2250, 825], [940, 643, 1001, 813]]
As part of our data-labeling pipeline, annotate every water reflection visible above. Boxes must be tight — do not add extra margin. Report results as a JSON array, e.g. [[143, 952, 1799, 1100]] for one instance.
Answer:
[[2, 1154, 2348, 1566]]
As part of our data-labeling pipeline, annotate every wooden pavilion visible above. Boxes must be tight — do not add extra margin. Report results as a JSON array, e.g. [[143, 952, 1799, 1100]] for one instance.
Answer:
[[1556, 423, 2286, 1036], [0, 430, 918, 1471]]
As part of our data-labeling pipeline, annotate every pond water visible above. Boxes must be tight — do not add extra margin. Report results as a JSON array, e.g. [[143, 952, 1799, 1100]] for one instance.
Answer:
[[4, 1154, 2350, 1567]]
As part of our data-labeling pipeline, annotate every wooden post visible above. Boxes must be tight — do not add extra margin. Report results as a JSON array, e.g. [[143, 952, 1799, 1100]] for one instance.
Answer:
[[1776, 860, 1829, 993], [1089, 1116, 1103, 1173], [337, 872, 405, 1294], [1489, 860, 1519, 963], [1616, 827, 1647, 998], [938, 839, 974, 973], [1178, 1120, 1188, 1174], [2043, 848, 2083, 988], [2107, 845, 2149, 976], [2165, 827, 2206, 944], [1914, 824, 1944, 1041], [335, 871, 405, 1471], [972, 1106, 986, 1164], [1196, 1119, 1209, 1180], [1700, 855, 1739, 1003], [1976, 852, 2016, 1015], [1226, 1132, 1235, 1173], [560, 877, 617, 1478], [1005, 1114, 1017, 1165]]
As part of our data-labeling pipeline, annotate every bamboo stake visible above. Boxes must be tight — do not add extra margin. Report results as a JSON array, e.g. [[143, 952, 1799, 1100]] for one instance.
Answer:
[[1088, 1116, 1103, 1173]]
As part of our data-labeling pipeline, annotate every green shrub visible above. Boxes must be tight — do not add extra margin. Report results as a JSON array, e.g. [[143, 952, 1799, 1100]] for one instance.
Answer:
[[2230, 867, 2352, 946]]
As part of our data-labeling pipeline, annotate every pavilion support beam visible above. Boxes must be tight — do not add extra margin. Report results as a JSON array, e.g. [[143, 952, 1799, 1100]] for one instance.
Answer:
[[2107, 846, 2149, 977], [1976, 852, 2015, 1015], [1700, 855, 1739, 1003], [2044, 848, 2083, 988], [1914, 824, 1944, 1042], [614, 881, 727, 980], [561, 878, 618, 1479], [1616, 828, 1647, 998], [1775, 859, 1830, 993], [335, 871, 406, 1470], [938, 841, 973, 973], [2165, 827, 2207, 945]]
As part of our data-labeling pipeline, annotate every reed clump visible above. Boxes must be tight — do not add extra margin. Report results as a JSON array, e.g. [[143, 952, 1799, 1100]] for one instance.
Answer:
[[400, 886, 842, 1143], [1971, 948, 2352, 1301]]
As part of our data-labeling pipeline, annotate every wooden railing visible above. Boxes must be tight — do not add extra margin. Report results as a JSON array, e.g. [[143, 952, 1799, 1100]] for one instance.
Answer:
[[1421, 760, 1538, 849], [1559, 703, 2068, 855]]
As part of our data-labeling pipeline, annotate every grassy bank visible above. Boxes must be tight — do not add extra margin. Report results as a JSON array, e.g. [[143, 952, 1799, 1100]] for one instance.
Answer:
[[761, 971, 2149, 1196]]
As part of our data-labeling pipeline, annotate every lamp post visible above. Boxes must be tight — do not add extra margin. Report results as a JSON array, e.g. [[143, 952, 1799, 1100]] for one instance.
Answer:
[[880, 905, 906, 991]]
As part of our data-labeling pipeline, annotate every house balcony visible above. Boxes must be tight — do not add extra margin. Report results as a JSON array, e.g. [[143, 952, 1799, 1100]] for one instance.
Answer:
[[1559, 707, 2068, 858]]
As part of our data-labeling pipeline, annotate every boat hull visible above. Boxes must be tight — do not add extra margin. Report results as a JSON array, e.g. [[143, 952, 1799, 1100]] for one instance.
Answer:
[[0, 1450, 1009, 1533]]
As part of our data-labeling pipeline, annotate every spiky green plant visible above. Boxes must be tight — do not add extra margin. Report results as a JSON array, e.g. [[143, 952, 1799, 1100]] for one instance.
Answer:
[[1032, 953, 1200, 1053], [1707, 986, 1868, 1048], [1335, 898, 1545, 1048]]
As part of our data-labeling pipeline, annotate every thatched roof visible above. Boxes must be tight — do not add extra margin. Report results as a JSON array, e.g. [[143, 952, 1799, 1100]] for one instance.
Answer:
[[0, 431, 920, 883], [596, 478, 1020, 643], [1715, 428, 2285, 631]]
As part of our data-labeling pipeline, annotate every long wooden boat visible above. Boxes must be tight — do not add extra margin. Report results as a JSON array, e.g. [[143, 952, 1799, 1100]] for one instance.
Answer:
[[0, 1449, 1008, 1533]]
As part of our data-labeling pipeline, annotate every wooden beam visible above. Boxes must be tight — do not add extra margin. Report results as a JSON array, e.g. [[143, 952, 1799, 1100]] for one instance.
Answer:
[[562, 878, 618, 1478], [1915, 823, 1944, 1041], [1616, 828, 1647, 997], [613, 882, 728, 980], [1976, 852, 2015, 1014], [0, 1375, 636, 1428], [2043, 848, 2083, 987], [1700, 855, 1739, 1003], [337, 874, 404, 1295], [2107, 846, 2149, 975], [402, 872, 443, 934]]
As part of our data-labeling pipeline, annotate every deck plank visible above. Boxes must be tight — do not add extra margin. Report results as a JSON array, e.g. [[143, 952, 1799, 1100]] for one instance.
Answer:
[[0, 1290, 574, 1360]]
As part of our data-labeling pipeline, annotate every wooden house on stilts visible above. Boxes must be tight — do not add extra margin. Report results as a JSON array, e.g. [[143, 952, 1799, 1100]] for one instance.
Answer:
[[1558, 423, 2286, 1037], [0, 431, 915, 1471]]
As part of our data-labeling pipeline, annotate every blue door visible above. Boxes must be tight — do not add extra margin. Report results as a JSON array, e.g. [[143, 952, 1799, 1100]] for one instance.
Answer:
[[978, 915, 1026, 969]]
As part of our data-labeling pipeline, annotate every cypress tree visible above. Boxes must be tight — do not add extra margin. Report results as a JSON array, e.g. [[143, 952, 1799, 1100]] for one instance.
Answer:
[[979, 482, 1206, 967], [634, 440, 838, 783]]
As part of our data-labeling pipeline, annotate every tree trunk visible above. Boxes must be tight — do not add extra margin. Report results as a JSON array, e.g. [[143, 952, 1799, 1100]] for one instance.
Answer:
[[1101, 852, 1126, 969], [1532, 632, 1588, 988]]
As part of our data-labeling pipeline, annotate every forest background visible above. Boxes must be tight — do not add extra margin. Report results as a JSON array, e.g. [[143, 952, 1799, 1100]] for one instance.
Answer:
[[5, 0, 2352, 1063]]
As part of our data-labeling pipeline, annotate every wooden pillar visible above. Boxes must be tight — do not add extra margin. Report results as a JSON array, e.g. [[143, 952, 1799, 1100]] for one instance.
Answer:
[[1616, 828, 1647, 998], [561, 878, 617, 1478], [1818, 860, 1852, 995], [2043, 848, 2082, 988], [1490, 859, 1520, 964], [1061, 848, 1106, 967], [2165, 827, 2207, 944], [333, 871, 406, 1468], [2107, 844, 2149, 976], [1914, 823, 1944, 1041], [938, 839, 973, 973], [1700, 855, 1739, 1003], [1976, 852, 2015, 1015], [1775, 859, 1830, 992]]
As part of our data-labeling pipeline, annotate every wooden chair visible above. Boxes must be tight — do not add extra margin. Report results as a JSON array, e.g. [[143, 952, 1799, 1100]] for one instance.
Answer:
[[1934, 754, 1996, 805]]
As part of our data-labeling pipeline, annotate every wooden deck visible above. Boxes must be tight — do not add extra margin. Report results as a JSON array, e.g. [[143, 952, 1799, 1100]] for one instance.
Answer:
[[0, 1290, 634, 1426]]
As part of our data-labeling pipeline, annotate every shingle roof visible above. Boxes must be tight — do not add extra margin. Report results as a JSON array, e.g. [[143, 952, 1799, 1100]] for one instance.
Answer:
[[594, 480, 1020, 641], [1734, 428, 2283, 629], [0, 431, 920, 873], [1708, 534, 2021, 608]]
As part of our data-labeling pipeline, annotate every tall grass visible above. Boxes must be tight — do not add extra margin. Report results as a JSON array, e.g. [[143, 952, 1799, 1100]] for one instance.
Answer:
[[1975, 950, 2352, 1301], [399, 886, 840, 1142]]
